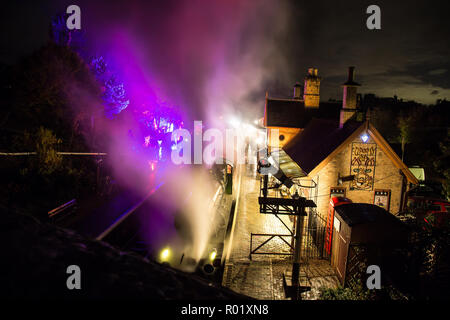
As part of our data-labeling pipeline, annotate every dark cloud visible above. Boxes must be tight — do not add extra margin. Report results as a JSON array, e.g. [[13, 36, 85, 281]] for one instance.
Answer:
[[387, 61, 450, 89], [1, 0, 449, 110]]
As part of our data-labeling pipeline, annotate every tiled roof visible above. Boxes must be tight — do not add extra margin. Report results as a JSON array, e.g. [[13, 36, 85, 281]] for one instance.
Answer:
[[334, 203, 403, 227], [265, 98, 341, 128]]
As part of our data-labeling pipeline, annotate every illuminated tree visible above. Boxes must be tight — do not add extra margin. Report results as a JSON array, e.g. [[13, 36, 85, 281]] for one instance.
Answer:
[[90, 56, 129, 119], [397, 115, 412, 162], [50, 12, 85, 52], [51, 12, 129, 119], [102, 75, 129, 118]]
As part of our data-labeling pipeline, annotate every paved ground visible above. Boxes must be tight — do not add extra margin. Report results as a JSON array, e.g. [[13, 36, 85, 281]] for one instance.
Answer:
[[223, 164, 340, 300]]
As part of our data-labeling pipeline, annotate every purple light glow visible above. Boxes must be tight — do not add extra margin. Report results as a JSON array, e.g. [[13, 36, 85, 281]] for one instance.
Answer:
[[62, 0, 291, 264]]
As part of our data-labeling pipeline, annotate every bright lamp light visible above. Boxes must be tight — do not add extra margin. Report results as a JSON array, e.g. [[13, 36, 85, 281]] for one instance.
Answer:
[[361, 133, 369, 143], [228, 117, 241, 128], [160, 248, 171, 261], [209, 249, 217, 261]]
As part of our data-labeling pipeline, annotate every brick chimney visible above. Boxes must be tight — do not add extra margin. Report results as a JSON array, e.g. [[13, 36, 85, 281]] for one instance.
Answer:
[[340, 66, 361, 128], [303, 68, 320, 108]]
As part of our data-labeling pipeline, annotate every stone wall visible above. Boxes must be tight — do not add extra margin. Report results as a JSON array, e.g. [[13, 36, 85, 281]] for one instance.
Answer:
[[267, 126, 301, 151], [303, 68, 321, 108], [313, 135, 404, 220], [343, 86, 358, 109], [303, 77, 320, 108], [340, 109, 356, 126]]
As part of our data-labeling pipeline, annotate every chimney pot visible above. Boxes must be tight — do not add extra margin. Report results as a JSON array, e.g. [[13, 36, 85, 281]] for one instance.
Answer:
[[293, 83, 302, 99], [348, 66, 355, 82]]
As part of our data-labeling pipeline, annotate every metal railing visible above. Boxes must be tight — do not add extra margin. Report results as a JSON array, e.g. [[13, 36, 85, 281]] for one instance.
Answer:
[[48, 199, 77, 221], [249, 233, 293, 259], [249, 222, 330, 260]]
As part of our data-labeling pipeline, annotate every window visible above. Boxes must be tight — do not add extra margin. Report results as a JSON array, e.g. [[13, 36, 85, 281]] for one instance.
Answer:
[[374, 190, 391, 211]]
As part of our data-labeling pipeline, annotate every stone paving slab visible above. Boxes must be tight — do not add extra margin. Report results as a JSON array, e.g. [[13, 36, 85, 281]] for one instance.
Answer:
[[223, 164, 340, 300]]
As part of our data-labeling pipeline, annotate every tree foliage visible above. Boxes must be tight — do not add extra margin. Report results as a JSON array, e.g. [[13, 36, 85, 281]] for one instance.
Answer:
[[319, 280, 374, 300], [50, 12, 130, 120], [433, 131, 450, 199], [34, 127, 62, 175], [319, 280, 408, 300], [366, 95, 449, 199], [50, 12, 85, 53], [396, 113, 415, 161], [90, 56, 129, 118], [9, 43, 101, 147]]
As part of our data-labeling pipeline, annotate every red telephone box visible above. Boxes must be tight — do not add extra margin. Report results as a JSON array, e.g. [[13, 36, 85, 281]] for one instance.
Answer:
[[324, 196, 352, 254]]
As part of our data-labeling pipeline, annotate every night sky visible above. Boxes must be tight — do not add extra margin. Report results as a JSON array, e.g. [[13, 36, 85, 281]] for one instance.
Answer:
[[1, 0, 449, 120]]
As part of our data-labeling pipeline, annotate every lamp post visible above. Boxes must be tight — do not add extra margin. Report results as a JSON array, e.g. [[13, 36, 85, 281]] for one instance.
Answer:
[[291, 206, 305, 300]]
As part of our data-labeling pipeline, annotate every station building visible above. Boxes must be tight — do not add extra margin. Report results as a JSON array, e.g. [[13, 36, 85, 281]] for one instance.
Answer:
[[263, 67, 418, 219]]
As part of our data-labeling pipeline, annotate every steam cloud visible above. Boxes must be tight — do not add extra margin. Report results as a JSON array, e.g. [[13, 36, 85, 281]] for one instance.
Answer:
[[63, 0, 294, 266]]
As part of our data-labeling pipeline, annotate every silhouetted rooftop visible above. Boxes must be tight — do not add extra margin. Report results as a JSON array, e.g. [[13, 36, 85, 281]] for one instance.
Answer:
[[0, 210, 249, 300], [265, 98, 341, 128]]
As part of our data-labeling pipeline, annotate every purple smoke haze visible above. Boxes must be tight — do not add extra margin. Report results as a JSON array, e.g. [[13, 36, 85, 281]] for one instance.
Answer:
[[58, 0, 293, 265]]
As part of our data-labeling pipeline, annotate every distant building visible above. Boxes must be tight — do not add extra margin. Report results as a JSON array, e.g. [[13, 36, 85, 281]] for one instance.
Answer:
[[263, 67, 418, 217]]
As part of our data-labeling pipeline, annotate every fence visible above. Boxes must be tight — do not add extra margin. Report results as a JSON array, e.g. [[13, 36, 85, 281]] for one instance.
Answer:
[[249, 209, 330, 260], [304, 208, 330, 260], [48, 199, 77, 223]]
